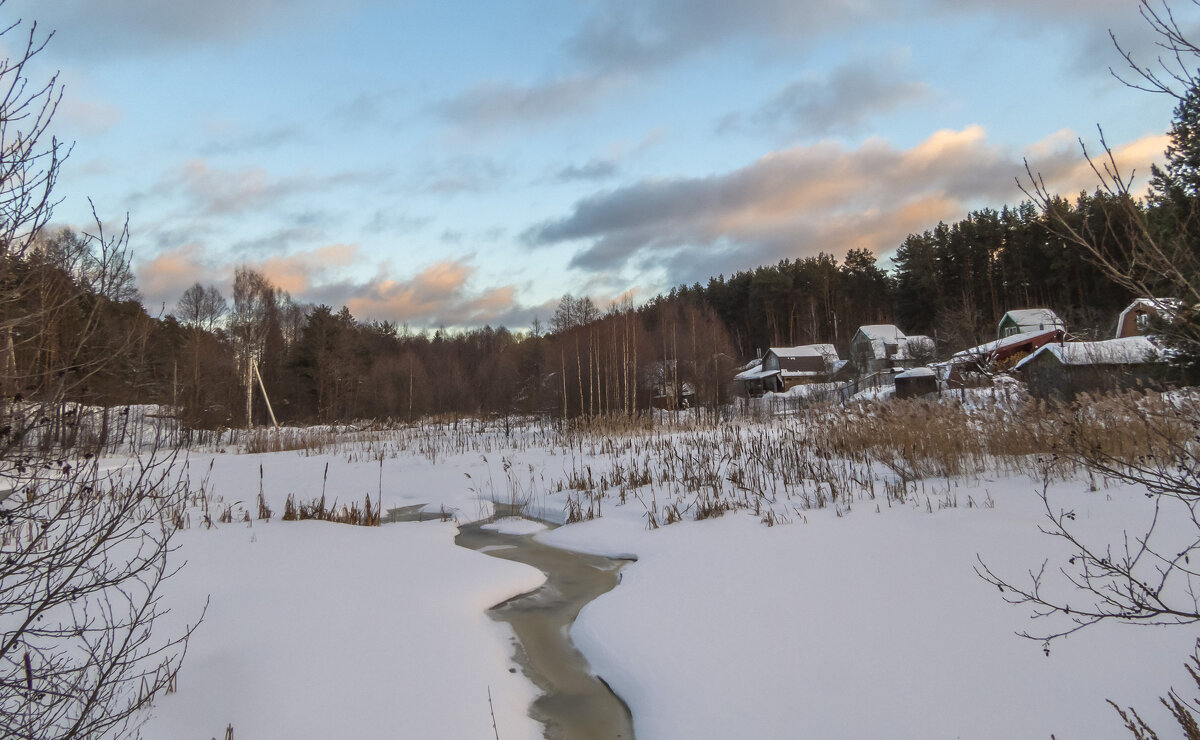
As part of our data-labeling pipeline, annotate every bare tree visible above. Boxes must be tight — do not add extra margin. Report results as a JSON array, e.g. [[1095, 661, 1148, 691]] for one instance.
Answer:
[[980, 0, 1200, 652], [1, 455, 202, 740], [176, 283, 227, 332], [0, 6, 200, 738]]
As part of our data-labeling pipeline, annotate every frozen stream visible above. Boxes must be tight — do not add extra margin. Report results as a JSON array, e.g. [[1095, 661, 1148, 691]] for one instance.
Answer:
[[456, 514, 635, 740]]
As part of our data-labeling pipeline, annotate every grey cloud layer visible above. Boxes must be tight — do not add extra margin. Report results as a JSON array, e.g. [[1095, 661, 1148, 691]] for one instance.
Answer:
[[11, 0, 368, 53], [568, 0, 890, 73], [722, 53, 933, 139], [523, 127, 1088, 282]]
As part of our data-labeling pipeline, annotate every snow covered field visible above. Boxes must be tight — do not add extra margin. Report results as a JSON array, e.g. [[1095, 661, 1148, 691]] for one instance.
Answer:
[[128, 399, 1200, 739]]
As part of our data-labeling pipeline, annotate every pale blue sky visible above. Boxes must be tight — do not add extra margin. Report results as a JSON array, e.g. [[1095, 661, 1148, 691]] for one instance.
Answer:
[[10, 0, 1194, 327]]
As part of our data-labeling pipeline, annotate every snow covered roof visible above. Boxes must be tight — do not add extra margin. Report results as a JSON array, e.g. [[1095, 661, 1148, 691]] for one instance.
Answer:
[[1013, 336, 1163, 370], [949, 328, 1062, 363], [853, 325, 915, 361], [855, 325, 906, 342], [999, 308, 1065, 334], [895, 367, 936, 379], [770, 344, 834, 360], [734, 364, 780, 382], [1115, 298, 1184, 337]]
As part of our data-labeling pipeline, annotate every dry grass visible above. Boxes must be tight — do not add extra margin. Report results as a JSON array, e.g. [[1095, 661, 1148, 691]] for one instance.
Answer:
[[184, 386, 1200, 530]]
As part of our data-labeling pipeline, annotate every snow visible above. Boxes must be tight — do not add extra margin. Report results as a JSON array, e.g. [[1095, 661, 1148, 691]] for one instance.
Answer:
[[948, 327, 1062, 363], [483, 516, 548, 535], [147, 520, 546, 740], [1013, 335, 1163, 369], [856, 324, 906, 341], [86, 410, 1200, 739], [543, 480, 1197, 740], [733, 365, 777, 381], [895, 366, 935, 378], [1001, 308, 1066, 334], [770, 343, 838, 360]]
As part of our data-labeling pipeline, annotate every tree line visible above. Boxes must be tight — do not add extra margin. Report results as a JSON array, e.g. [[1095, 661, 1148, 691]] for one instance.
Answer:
[[3, 185, 1182, 427], [671, 193, 1142, 359]]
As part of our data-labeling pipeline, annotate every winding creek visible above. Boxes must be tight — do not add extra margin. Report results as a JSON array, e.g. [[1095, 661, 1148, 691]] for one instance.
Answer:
[[454, 512, 636, 740]]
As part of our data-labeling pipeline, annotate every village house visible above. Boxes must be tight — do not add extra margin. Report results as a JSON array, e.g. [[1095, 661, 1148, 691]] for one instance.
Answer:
[[944, 327, 1066, 375], [733, 344, 846, 396], [1114, 298, 1183, 338], [997, 308, 1065, 339], [849, 325, 934, 374], [1012, 335, 1166, 399]]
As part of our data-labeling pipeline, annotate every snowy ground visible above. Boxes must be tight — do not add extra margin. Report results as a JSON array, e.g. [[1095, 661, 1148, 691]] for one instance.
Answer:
[[127, 411, 1200, 739]]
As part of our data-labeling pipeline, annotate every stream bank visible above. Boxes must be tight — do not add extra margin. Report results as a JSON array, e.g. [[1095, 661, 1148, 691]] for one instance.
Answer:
[[456, 515, 635, 739]]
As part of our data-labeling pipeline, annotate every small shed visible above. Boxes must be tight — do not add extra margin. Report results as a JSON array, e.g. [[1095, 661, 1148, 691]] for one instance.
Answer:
[[894, 367, 938, 398], [1115, 298, 1183, 338], [1013, 336, 1166, 400], [998, 308, 1065, 339]]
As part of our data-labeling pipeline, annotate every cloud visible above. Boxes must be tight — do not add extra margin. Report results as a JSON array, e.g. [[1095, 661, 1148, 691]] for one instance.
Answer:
[[363, 211, 433, 235], [170, 159, 295, 215], [566, 0, 1154, 81], [567, 0, 884, 73], [201, 125, 304, 156], [341, 259, 530, 327], [252, 244, 359, 295], [721, 52, 933, 139], [135, 242, 359, 310], [436, 76, 617, 131], [230, 219, 331, 255], [417, 156, 507, 195], [140, 159, 389, 216], [135, 242, 231, 313], [11, 0, 370, 55], [554, 158, 620, 182], [522, 126, 1167, 284], [137, 244, 537, 328]]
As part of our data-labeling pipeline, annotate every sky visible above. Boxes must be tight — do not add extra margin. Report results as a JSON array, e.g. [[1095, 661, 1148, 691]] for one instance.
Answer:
[[7, 0, 1197, 329]]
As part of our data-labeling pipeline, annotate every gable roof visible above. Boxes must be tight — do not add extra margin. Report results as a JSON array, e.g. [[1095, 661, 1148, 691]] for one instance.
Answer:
[[999, 308, 1065, 333], [765, 344, 841, 377], [854, 325, 906, 342], [769, 344, 840, 360], [948, 328, 1062, 364], [1115, 298, 1184, 337], [1013, 336, 1163, 370]]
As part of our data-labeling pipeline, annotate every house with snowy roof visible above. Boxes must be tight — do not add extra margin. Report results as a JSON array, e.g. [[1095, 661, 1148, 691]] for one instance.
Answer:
[[1012, 335, 1167, 399], [945, 327, 1066, 374], [849, 325, 934, 374], [997, 308, 1065, 339], [1115, 298, 1184, 338], [733, 344, 847, 396]]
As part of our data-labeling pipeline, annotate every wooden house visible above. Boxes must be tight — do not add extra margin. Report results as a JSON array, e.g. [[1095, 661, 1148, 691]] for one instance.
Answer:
[[734, 344, 846, 396], [945, 327, 1065, 374], [1115, 298, 1183, 338], [1012, 336, 1166, 400], [998, 309, 1065, 339], [849, 325, 933, 374]]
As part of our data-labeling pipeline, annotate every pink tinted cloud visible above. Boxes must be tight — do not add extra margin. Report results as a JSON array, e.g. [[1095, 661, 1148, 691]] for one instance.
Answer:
[[138, 245, 530, 327], [526, 125, 1166, 280]]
